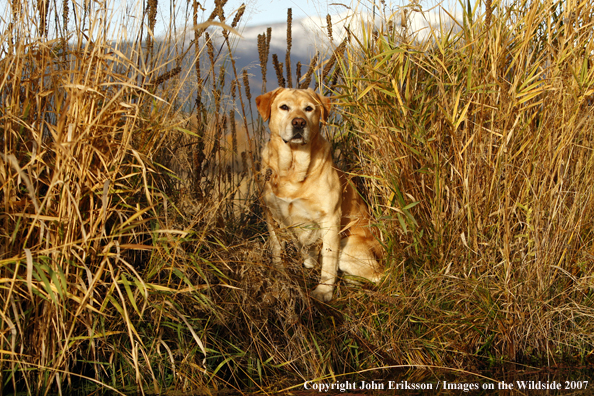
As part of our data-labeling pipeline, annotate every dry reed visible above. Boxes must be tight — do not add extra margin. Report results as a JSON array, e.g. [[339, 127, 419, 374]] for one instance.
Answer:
[[286, 8, 293, 88], [2, 0, 594, 394], [299, 52, 318, 89], [272, 53, 285, 87]]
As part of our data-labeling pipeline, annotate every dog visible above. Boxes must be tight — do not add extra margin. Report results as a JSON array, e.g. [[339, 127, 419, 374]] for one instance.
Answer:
[[256, 88, 383, 302]]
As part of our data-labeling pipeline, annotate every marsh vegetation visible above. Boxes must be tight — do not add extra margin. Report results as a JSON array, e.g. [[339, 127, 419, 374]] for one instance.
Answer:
[[0, 0, 593, 393]]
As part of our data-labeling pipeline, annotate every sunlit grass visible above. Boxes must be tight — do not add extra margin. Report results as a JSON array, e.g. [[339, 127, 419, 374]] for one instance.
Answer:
[[1, 0, 593, 393], [333, 0, 594, 367]]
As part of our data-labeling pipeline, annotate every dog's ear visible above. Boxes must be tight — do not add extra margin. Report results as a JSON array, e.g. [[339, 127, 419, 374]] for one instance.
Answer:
[[308, 89, 332, 123], [256, 88, 283, 122], [319, 95, 332, 123]]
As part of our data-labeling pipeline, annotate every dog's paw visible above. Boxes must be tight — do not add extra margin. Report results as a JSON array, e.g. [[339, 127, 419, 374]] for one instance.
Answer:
[[303, 257, 315, 268], [311, 285, 333, 302], [271, 252, 282, 266]]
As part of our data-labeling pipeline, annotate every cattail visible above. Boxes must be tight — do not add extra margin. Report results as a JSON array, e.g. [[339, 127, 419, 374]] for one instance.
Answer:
[[316, 40, 346, 90], [205, 32, 216, 83], [257, 34, 266, 65], [193, 0, 219, 39], [62, 0, 69, 32], [37, 0, 49, 36], [296, 62, 302, 85], [241, 151, 247, 178], [195, 78, 204, 118], [258, 32, 270, 92], [154, 66, 181, 86], [486, 0, 492, 29], [193, 0, 203, 112], [217, 63, 226, 90], [146, 0, 158, 54], [61, 0, 69, 52], [300, 52, 318, 89], [330, 66, 341, 88], [335, 39, 347, 59], [272, 54, 285, 87], [215, 0, 226, 20], [286, 8, 292, 88], [220, 1, 230, 41], [230, 79, 237, 100], [213, 115, 226, 158], [11, 0, 20, 23], [193, 148, 205, 198], [219, 3, 240, 89], [206, 32, 215, 67], [232, 4, 245, 28], [147, 0, 158, 32], [229, 52, 238, 84], [242, 69, 252, 103], [326, 14, 333, 41], [216, 63, 225, 118], [230, 110, 237, 155], [214, 86, 223, 115]]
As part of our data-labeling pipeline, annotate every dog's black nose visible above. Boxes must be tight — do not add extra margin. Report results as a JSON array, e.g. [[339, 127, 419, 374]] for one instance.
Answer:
[[292, 118, 306, 129]]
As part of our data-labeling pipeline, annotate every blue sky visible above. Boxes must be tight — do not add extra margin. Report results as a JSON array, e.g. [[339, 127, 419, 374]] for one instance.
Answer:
[[146, 0, 451, 37], [0, 0, 457, 39], [228, 0, 452, 27], [243, 0, 342, 26], [242, 0, 458, 26]]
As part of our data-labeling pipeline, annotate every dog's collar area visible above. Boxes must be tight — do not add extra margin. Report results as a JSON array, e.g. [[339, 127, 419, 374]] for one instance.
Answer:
[[282, 133, 306, 145], [283, 139, 306, 145]]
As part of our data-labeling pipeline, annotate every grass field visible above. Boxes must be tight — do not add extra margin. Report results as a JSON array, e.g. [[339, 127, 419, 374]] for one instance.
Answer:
[[1, 0, 593, 393]]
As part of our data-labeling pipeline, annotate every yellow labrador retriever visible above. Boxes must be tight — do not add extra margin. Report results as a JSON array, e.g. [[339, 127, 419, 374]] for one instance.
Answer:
[[256, 88, 383, 302]]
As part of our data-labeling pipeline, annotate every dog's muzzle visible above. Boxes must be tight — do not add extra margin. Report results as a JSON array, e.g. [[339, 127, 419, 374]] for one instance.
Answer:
[[282, 117, 307, 144]]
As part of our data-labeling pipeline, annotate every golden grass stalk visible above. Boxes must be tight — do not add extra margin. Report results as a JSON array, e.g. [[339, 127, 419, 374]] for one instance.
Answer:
[[242, 69, 252, 103], [146, 0, 158, 54], [272, 53, 285, 87], [286, 8, 293, 88], [299, 52, 318, 89], [257, 30, 271, 92], [316, 39, 346, 91], [296, 61, 302, 85]]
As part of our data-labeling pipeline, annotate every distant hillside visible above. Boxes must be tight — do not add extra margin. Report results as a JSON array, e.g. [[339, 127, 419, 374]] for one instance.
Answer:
[[227, 10, 460, 95], [149, 9, 460, 113]]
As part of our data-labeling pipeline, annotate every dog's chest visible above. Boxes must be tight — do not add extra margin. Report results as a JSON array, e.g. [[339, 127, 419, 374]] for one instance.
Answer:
[[264, 181, 329, 245], [265, 189, 322, 226]]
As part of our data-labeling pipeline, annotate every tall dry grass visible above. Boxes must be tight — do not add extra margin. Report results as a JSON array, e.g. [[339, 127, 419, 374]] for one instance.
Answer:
[[332, 0, 594, 366], [0, 0, 261, 393], [1, 0, 594, 393]]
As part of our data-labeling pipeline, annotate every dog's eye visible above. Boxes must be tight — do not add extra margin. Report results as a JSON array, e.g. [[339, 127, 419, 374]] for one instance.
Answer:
[[280, 104, 290, 111], [304, 106, 313, 112]]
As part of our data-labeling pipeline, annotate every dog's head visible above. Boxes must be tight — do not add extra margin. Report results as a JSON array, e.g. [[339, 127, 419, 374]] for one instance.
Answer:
[[256, 88, 331, 145]]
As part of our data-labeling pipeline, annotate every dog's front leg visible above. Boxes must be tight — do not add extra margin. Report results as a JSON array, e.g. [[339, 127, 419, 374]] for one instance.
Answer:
[[265, 210, 283, 266], [311, 217, 340, 302], [302, 245, 318, 268]]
